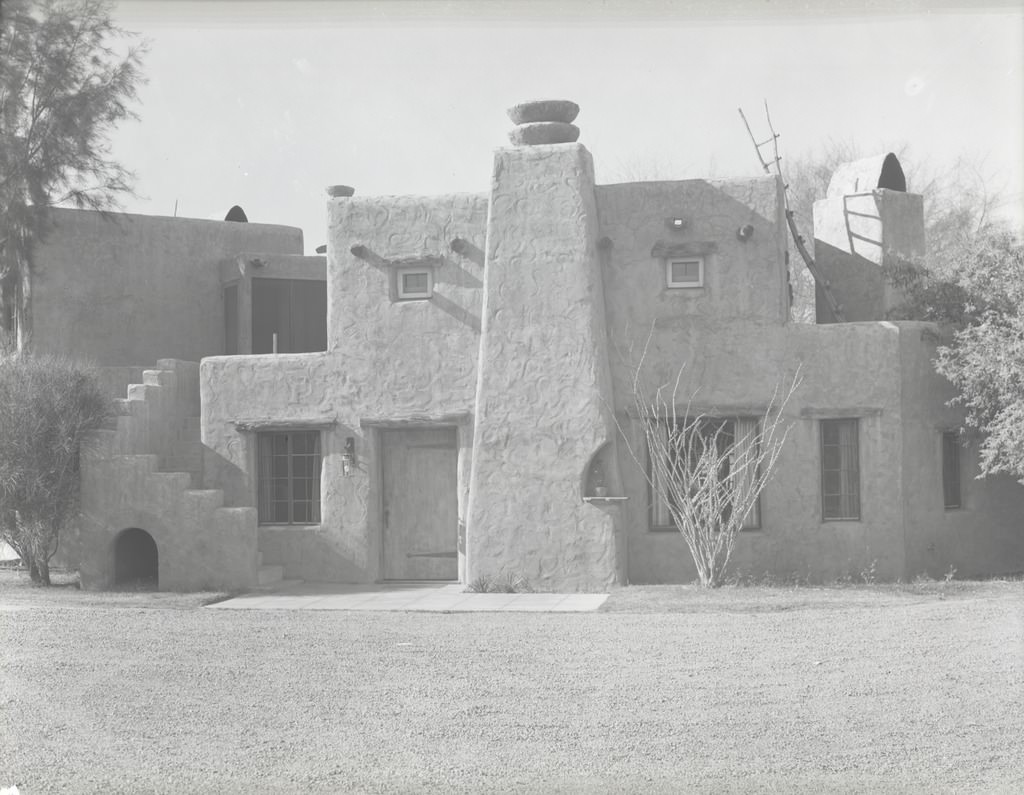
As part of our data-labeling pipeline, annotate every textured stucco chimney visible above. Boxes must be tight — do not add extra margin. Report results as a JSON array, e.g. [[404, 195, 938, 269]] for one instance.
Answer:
[[466, 100, 624, 591]]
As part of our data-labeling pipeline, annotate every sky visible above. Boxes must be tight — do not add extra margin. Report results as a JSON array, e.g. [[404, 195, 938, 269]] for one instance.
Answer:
[[111, 0, 1024, 254]]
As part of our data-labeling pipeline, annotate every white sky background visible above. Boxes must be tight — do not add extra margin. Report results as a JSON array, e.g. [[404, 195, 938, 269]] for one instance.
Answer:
[[111, 0, 1024, 254]]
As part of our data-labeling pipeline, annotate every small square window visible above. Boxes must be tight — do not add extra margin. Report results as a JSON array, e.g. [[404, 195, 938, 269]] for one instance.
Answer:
[[666, 257, 704, 288], [397, 268, 432, 300]]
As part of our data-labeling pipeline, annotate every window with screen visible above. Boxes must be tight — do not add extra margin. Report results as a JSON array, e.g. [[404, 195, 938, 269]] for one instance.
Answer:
[[821, 418, 860, 520], [257, 431, 322, 525]]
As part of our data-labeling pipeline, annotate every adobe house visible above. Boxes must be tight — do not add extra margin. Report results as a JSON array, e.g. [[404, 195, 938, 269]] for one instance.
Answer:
[[25, 99, 1021, 591]]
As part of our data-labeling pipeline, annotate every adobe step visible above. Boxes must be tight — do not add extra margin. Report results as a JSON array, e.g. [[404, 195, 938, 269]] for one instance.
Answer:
[[142, 369, 175, 388], [182, 489, 225, 513], [126, 383, 163, 402]]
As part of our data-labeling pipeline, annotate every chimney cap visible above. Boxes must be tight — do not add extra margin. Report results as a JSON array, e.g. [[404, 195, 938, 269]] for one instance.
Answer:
[[507, 99, 579, 125], [508, 122, 580, 146]]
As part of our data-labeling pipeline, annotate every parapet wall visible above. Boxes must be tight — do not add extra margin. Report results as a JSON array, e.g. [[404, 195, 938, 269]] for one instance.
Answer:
[[32, 208, 303, 365]]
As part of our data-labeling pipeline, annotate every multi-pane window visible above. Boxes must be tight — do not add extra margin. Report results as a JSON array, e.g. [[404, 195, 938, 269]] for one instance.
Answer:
[[650, 417, 761, 531], [821, 419, 860, 520], [942, 431, 961, 509], [257, 431, 322, 525]]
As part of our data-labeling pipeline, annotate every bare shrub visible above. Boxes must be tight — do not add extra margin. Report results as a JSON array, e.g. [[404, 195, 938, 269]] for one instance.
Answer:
[[616, 339, 799, 588], [0, 355, 111, 584]]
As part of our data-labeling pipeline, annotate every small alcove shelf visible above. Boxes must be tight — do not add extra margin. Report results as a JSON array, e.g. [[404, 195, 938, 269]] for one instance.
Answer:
[[582, 496, 629, 503]]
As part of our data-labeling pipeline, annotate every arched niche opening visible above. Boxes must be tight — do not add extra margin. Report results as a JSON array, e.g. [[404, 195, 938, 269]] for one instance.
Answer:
[[877, 153, 907, 192], [826, 153, 909, 197], [113, 528, 158, 589], [582, 442, 619, 500]]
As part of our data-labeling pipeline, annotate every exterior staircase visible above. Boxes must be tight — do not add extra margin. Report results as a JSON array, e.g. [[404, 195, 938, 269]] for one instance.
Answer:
[[78, 359, 283, 591]]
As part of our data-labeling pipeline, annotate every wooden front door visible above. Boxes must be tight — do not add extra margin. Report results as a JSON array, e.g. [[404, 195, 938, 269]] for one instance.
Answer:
[[381, 427, 458, 581]]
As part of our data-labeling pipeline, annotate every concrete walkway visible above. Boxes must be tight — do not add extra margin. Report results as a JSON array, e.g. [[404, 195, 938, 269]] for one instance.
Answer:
[[207, 582, 608, 612]]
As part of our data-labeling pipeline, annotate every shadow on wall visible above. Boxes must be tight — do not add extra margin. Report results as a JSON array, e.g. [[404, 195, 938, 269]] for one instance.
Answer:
[[814, 240, 886, 323], [349, 244, 482, 330], [598, 177, 787, 398]]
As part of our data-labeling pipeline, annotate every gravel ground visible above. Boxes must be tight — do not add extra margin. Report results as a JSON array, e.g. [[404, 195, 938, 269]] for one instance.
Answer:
[[1, 577, 1022, 794]]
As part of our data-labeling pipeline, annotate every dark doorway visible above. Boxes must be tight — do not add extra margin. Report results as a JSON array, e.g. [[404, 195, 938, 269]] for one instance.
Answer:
[[114, 528, 158, 588], [252, 277, 327, 354], [878, 153, 907, 192]]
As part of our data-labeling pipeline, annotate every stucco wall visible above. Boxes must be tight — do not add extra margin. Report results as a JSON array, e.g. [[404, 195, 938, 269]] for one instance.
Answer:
[[200, 353, 371, 582], [79, 360, 258, 591], [616, 321, 909, 583], [199, 193, 488, 583], [897, 326, 1024, 578], [813, 191, 924, 323], [327, 193, 488, 404], [191, 150, 1023, 588], [32, 208, 303, 365], [597, 176, 789, 331]]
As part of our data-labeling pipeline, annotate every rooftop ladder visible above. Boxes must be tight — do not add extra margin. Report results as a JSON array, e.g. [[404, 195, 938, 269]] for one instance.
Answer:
[[739, 103, 845, 322]]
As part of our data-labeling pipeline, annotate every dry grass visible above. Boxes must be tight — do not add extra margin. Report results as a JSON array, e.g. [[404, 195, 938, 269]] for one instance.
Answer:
[[601, 577, 1022, 613], [1, 573, 1021, 793], [0, 567, 229, 610]]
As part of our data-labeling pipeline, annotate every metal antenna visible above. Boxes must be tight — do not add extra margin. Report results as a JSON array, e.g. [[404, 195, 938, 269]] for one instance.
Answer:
[[739, 103, 845, 322]]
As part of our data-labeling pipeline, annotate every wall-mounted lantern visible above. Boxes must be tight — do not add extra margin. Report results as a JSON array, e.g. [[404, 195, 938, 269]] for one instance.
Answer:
[[341, 436, 356, 476]]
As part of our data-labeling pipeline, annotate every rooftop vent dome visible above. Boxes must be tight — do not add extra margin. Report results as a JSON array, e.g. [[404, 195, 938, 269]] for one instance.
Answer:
[[826, 153, 907, 198], [224, 205, 248, 222]]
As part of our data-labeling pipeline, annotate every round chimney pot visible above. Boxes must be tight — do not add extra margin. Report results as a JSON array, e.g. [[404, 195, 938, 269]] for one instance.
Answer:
[[508, 121, 580, 146], [326, 185, 355, 198], [507, 99, 579, 125]]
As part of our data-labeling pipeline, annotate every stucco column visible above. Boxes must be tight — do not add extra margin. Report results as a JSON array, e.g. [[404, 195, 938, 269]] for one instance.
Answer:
[[466, 141, 623, 591]]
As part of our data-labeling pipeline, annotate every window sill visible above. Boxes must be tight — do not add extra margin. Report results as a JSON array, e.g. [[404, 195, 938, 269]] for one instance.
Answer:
[[583, 496, 628, 503], [236, 419, 335, 432], [648, 525, 762, 533], [257, 524, 322, 530]]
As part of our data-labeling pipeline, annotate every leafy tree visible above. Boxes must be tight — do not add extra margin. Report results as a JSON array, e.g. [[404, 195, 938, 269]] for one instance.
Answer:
[[0, 355, 110, 584], [933, 232, 1024, 481], [786, 144, 1024, 480], [782, 142, 1007, 323], [0, 0, 146, 352]]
